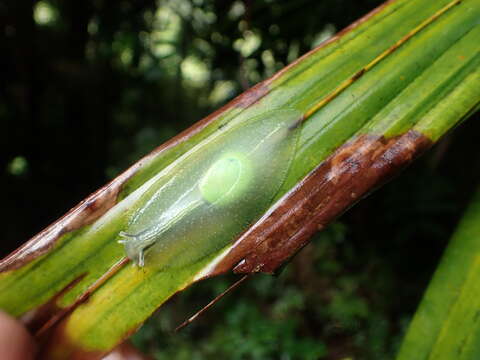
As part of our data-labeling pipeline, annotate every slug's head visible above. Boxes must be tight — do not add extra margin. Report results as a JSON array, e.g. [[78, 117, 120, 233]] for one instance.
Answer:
[[199, 152, 252, 206], [118, 231, 146, 266]]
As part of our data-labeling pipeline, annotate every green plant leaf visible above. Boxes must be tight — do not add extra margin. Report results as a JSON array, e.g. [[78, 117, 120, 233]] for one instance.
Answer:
[[0, 0, 478, 358], [396, 186, 480, 359]]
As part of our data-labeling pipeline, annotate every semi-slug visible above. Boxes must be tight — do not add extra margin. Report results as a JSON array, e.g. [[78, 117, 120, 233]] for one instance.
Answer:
[[119, 109, 302, 267]]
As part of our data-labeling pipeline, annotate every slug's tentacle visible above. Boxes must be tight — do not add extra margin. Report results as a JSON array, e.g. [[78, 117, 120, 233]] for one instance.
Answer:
[[117, 231, 129, 244]]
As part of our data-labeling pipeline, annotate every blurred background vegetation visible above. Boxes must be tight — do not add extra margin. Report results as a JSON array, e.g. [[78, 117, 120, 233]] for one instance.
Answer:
[[2, 0, 480, 359]]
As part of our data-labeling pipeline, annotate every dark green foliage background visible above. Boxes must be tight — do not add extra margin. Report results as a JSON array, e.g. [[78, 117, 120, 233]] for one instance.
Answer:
[[2, 0, 480, 358]]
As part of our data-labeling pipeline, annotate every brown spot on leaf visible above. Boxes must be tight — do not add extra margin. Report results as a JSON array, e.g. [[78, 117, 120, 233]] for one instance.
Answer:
[[233, 81, 270, 108], [20, 274, 87, 334], [351, 68, 366, 81], [210, 130, 432, 275]]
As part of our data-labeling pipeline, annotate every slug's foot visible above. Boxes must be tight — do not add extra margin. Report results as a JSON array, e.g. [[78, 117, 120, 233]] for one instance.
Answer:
[[118, 231, 145, 267]]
